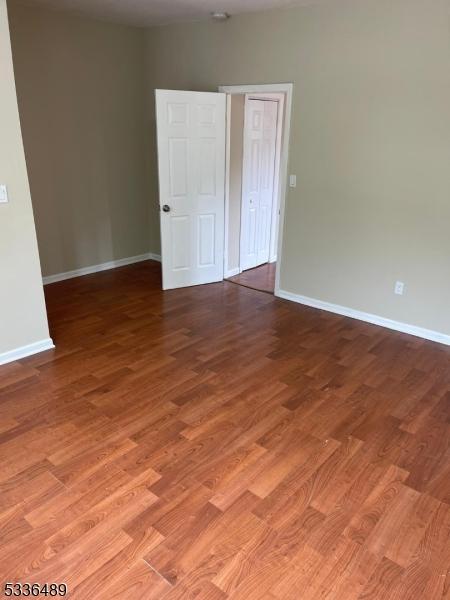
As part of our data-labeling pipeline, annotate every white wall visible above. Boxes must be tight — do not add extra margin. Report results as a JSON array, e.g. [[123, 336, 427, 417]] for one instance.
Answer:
[[0, 0, 52, 364]]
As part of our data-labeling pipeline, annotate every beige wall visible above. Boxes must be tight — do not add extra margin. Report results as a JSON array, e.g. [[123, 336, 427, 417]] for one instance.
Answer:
[[145, 0, 450, 336], [8, 2, 154, 277], [227, 94, 245, 273], [0, 0, 50, 357]]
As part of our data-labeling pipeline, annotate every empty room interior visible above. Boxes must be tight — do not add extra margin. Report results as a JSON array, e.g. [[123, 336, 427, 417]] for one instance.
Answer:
[[0, 0, 449, 597]]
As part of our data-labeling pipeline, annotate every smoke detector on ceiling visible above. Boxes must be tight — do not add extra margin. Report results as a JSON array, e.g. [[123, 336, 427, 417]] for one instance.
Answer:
[[211, 11, 230, 21]]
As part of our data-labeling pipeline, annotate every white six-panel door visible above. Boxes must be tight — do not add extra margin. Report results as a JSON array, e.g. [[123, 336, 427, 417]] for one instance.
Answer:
[[155, 90, 226, 290], [240, 98, 278, 272]]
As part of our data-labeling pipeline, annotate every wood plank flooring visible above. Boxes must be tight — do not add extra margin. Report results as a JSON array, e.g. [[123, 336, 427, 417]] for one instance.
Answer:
[[0, 259, 449, 599], [228, 262, 276, 294]]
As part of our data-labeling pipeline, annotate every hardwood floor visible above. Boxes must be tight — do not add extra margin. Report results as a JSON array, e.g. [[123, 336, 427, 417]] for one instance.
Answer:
[[228, 262, 276, 294], [0, 259, 449, 599]]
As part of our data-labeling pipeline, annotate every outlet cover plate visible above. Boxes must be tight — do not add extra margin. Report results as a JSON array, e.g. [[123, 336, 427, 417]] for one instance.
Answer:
[[0, 184, 8, 203]]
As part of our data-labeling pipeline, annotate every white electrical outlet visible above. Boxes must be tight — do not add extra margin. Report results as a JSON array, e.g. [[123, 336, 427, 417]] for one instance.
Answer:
[[289, 174, 297, 188], [0, 184, 8, 204], [394, 281, 405, 295]]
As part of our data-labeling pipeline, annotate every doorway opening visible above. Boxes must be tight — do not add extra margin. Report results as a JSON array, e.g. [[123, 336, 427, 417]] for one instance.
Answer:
[[154, 84, 292, 292], [220, 84, 292, 296]]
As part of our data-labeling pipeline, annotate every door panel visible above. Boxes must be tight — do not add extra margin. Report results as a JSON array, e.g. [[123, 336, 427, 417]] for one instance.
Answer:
[[171, 216, 190, 271], [156, 90, 226, 290], [198, 214, 215, 267], [198, 139, 216, 195], [168, 139, 188, 197], [241, 98, 278, 271], [248, 207, 257, 256]]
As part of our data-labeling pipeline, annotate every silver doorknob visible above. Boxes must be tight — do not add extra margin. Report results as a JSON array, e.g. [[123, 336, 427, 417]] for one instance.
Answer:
[[162, 205, 171, 213]]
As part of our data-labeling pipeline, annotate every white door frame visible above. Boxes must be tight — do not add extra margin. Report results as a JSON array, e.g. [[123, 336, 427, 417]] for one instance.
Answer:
[[219, 83, 293, 296]]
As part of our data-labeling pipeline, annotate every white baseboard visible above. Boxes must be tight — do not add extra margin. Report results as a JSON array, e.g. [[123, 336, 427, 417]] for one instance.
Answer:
[[0, 338, 55, 366], [225, 267, 241, 278], [276, 289, 450, 347], [43, 252, 161, 285]]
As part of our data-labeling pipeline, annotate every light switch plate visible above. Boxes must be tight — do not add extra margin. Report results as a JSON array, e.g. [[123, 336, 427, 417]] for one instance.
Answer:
[[0, 184, 8, 203], [289, 175, 297, 188]]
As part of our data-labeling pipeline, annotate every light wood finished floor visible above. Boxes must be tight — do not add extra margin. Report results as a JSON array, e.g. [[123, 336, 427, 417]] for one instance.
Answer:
[[228, 262, 276, 294], [0, 260, 449, 599]]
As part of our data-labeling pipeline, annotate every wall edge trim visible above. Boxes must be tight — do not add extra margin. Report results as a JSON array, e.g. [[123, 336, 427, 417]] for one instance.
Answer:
[[225, 267, 241, 278], [0, 338, 55, 366], [42, 253, 162, 285], [276, 289, 450, 346]]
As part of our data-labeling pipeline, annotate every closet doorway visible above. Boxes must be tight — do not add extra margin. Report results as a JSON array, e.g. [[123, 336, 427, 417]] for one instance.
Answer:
[[221, 87, 287, 295]]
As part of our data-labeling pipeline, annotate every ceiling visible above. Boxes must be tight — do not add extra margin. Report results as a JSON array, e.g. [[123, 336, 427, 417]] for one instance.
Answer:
[[18, 0, 326, 27]]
